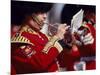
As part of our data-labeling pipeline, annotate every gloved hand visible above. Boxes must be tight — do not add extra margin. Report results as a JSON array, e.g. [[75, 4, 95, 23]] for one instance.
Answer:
[[56, 24, 70, 40], [80, 33, 94, 45]]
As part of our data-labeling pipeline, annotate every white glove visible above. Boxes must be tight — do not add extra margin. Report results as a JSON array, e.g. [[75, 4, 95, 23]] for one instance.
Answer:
[[81, 33, 94, 45], [56, 24, 70, 40]]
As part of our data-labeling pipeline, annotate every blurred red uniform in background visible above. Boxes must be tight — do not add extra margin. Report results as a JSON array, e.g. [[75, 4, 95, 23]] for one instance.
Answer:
[[57, 22, 96, 71]]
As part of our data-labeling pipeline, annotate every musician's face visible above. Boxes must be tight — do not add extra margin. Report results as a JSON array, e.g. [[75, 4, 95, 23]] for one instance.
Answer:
[[28, 12, 47, 31], [34, 12, 47, 30], [36, 12, 47, 24]]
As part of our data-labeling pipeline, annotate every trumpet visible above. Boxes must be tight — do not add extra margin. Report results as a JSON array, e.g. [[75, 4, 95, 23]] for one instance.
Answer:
[[44, 22, 61, 29], [44, 22, 71, 33], [44, 22, 73, 46]]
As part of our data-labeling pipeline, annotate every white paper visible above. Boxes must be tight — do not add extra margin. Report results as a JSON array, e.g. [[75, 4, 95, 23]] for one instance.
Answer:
[[71, 9, 84, 34]]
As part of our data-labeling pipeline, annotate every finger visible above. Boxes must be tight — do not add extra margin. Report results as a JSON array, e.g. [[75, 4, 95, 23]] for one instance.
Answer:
[[82, 33, 91, 41], [84, 38, 94, 45], [58, 24, 67, 30], [84, 33, 91, 38], [83, 35, 93, 42], [63, 23, 67, 26], [60, 23, 67, 28], [60, 24, 67, 28], [64, 26, 70, 30], [58, 24, 65, 28]]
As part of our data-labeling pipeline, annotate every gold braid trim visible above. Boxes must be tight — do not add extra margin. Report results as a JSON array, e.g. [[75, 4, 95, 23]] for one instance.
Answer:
[[11, 35, 34, 46], [54, 42, 63, 53], [11, 26, 34, 46], [42, 36, 63, 54]]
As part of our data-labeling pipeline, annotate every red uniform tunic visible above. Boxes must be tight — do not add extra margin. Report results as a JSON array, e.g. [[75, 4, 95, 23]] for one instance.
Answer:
[[57, 45, 80, 71], [11, 25, 63, 74], [78, 23, 96, 70]]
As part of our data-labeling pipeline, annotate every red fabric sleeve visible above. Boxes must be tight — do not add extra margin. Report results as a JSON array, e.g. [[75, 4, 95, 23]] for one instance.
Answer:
[[31, 47, 59, 69]]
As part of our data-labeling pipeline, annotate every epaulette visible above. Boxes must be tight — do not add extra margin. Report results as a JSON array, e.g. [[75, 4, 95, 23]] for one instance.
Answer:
[[11, 33, 34, 46], [21, 25, 38, 35]]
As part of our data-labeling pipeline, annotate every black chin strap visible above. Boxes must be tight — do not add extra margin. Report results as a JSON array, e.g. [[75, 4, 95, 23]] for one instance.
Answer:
[[31, 14, 43, 26]]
